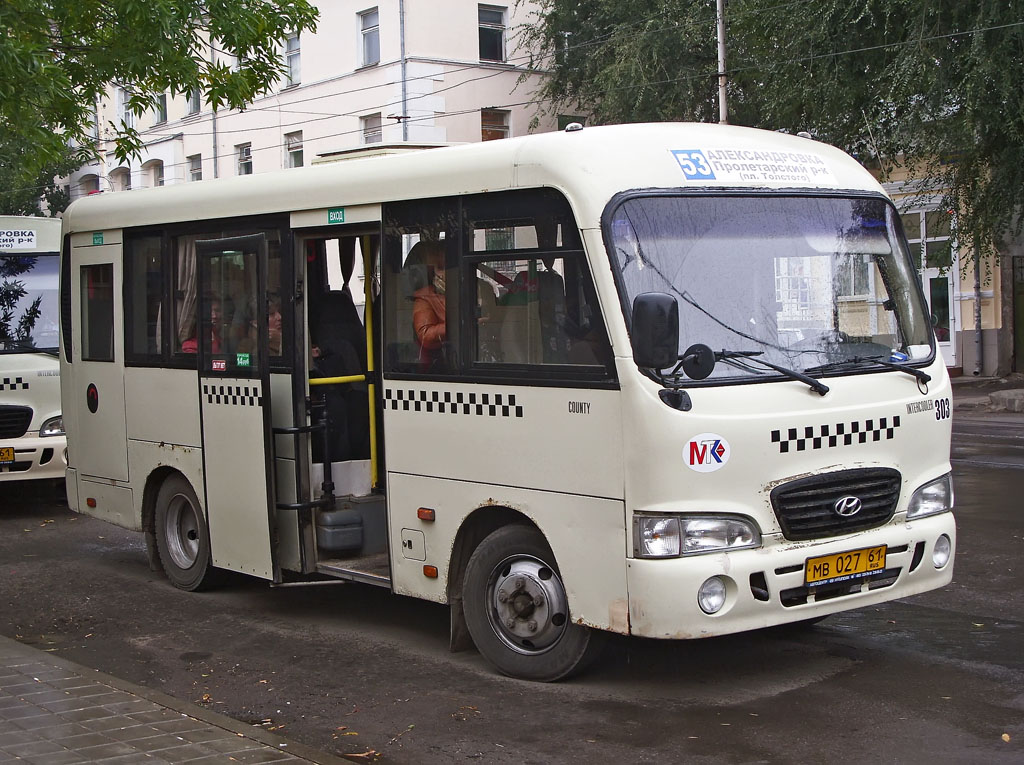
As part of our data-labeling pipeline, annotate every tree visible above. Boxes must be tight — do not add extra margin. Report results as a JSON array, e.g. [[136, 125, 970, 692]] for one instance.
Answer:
[[0, 139, 82, 216], [0, 0, 319, 207], [521, 0, 1024, 262]]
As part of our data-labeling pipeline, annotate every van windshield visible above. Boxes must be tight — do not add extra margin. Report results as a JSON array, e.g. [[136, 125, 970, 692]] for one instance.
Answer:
[[0, 253, 60, 353], [607, 195, 933, 382]]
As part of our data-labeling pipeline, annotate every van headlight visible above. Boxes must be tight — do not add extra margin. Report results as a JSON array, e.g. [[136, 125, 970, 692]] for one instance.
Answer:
[[906, 473, 954, 519], [40, 415, 64, 437], [633, 515, 761, 558]]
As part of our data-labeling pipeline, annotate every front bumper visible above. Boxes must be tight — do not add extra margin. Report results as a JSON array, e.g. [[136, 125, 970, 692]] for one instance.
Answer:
[[625, 512, 956, 639], [0, 434, 68, 482]]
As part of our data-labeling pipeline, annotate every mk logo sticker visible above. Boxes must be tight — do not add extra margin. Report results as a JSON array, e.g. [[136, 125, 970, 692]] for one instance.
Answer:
[[685, 433, 730, 473]]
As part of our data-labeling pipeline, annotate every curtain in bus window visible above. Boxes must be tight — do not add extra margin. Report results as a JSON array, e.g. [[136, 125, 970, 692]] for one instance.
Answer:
[[175, 235, 199, 350]]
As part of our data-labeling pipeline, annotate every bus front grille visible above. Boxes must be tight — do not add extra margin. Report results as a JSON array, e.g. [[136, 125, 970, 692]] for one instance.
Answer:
[[0, 406, 33, 439], [769, 467, 901, 541]]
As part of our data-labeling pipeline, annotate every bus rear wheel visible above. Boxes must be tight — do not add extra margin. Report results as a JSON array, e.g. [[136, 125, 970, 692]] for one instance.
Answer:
[[155, 474, 220, 591], [463, 524, 604, 682]]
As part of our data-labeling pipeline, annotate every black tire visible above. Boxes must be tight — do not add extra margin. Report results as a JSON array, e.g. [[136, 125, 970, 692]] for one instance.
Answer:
[[154, 474, 221, 591], [463, 524, 605, 682]]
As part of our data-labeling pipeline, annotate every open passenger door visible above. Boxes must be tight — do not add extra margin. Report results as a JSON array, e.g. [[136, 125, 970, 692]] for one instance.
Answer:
[[196, 234, 277, 580]]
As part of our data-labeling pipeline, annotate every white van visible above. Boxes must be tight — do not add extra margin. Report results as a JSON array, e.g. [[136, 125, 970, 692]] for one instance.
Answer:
[[1, 216, 66, 482]]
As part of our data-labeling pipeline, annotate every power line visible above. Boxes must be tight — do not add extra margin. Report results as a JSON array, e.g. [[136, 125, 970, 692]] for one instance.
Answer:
[[19, 17, 1024, 196]]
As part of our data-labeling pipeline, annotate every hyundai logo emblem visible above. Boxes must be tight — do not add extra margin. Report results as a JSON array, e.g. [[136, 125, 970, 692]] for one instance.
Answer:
[[834, 496, 863, 517]]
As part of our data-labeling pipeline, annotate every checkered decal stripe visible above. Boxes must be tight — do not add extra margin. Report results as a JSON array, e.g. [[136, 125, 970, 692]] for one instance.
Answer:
[[2, 377, 29, 391], [203, 384, 262, 407], [384, 389, 523, 418], [771, 415, 901, 453]]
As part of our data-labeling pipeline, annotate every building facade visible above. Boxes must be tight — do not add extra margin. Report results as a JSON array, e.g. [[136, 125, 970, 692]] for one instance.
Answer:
[[68, 1, 557, 198]]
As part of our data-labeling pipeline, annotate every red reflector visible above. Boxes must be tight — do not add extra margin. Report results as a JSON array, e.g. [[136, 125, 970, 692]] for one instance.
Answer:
[[417, 507, 435, 522], [423, 565, 438, 578], [86, 498, 97, 508]]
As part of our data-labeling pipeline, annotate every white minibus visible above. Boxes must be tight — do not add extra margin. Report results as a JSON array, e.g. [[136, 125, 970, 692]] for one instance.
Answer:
[[1, 216, 66, 482], [60, 123, 955, 680]]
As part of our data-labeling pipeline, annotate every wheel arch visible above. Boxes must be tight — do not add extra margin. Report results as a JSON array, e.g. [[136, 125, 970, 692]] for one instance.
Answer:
[[141, 466, 194, 574], [446, 504, 537, 652]]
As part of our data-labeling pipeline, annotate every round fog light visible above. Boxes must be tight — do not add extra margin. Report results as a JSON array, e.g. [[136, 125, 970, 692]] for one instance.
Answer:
[[933, 534, 951, 568], [698, 576, 727, 614]]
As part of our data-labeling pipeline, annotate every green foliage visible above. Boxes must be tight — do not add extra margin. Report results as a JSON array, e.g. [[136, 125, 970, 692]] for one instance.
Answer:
[[0, 0, 319, 202], [522, 0, 1024, 259]]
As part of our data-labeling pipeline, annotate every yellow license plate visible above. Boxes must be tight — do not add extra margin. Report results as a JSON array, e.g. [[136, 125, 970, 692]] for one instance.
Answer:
[[805, 545, 887, 586], [0, 447, 14, 465]]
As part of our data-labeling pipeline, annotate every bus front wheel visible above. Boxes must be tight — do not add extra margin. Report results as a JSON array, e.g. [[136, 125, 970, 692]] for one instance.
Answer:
[[154, 475, 220, 591], [463, 524, 603, 681]]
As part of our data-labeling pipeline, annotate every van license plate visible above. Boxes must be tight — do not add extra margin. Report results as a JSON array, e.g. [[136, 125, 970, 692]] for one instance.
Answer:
[[805, 545, 887, 586], [0, 447, 14, 465]]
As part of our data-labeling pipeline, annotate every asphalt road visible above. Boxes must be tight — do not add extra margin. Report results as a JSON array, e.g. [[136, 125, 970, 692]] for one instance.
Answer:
[[2, 413, 1021, 763]]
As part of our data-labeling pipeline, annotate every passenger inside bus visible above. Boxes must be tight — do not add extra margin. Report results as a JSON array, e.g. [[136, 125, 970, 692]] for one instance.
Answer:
[[409, 240, 447, 370], [181, 299, 223, 354]]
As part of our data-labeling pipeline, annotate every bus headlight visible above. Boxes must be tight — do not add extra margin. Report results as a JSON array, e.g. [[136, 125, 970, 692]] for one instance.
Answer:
[[40, 415, 64, 437], [633, 515, 761, 558], [906, 473, 954, 519], [634, 517, 681, 558], [681, 517, 761, 555]]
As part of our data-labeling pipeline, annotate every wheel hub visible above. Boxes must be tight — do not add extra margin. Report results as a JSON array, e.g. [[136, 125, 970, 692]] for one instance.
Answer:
[[489, 556, 569, 654], [164, 494, 200, 570]]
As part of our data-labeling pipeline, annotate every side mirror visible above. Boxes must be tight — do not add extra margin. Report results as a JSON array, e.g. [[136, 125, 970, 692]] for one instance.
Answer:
[[631, 293, 679, 369]]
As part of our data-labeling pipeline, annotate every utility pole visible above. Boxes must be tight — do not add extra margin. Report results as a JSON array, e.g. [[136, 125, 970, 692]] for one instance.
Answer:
[[717, 0, 728, 124]]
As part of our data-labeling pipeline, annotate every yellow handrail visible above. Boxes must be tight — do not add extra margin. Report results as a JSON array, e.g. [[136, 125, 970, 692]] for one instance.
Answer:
[[362, 235, 379, 490], [308, 374, 366, 386]]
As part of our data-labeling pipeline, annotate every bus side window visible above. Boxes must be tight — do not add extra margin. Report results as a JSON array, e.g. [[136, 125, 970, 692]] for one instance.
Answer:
[[473, 255, 611, 370], [124, 235, 164, 358], [80, 264, 115, 362], [383, 199, 458, 376]]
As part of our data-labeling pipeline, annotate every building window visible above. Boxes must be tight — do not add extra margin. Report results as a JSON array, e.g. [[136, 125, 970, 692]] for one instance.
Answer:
[[237, 143, 253, 175], [110, 168, 131, 192], [360, 9, 380, 67], [78, 175, 100, 196], [285, 132, 304, 167], [478, 6, 506, 62], [154, 93, 168, 124], [188, 154, 202, 182], [285, 33, 301, 87], [362, 113, 382, 144], [152, 161, 164, 187], [187, 88, 201, 115], [117, 88, 134, 129], [481, 109, 509, 141]]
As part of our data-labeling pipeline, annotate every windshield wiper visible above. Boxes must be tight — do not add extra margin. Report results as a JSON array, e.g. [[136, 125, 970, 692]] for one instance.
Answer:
[[805, 355, 931, 384], [715, 349, 830, 396]]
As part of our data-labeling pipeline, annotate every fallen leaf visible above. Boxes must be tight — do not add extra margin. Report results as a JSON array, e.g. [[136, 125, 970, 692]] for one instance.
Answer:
[[1003, 734, 1011, 743]]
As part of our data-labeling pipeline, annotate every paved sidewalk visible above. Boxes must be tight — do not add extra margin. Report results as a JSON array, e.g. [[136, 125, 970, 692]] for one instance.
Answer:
[[0, 636, 348, 765]]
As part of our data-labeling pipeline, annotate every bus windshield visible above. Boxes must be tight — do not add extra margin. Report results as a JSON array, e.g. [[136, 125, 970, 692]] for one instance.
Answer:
[[608, 195, 934, 382], [0, 253, 61, 353]]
